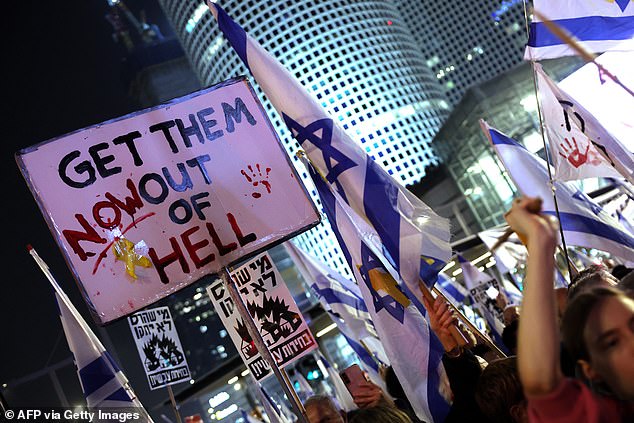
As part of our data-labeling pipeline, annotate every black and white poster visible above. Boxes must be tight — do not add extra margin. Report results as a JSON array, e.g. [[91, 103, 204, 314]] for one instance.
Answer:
[[207, 252, 317, 381], [468, 278, 505, 335], [128, 306, 191, 390]]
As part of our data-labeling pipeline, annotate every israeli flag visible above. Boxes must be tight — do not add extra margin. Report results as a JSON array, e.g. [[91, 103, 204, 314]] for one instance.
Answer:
[[478, 226, 527, 274], [535, 63, 623, 182], [435, 272, 469, 306], [256, 384, 293, 423], [535, 64, 634, 185], [207, 3, 451, 297], [286, 241, 390, 365], [55, 291, 150, 415], [525, 0, 634, 60], [482, 120, 634, 262], [317, 353, 357, 412], [303, 159, 450, 423]]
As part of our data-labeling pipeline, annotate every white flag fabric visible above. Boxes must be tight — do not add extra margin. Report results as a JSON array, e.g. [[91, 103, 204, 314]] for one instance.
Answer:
[[318, 353, 357, 412], [534, 64, 634, 185], [256, 384, 293, 423], [482, 120, 634, 262], [55, 291, 150, 416], [478, 226, 528, 274], [559, 51, 634, 149], [525, 0, 634, 60], [304, 159, 450, 422], [535, 64, 623, 181], [207, 3, 451, 298]]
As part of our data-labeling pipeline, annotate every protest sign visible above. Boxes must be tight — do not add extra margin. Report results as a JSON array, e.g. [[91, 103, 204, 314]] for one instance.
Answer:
[[468, 278, 505, 335], [207, 252, 317, 380], [16, 77, 320, 323], [128, 306, 191, 390]]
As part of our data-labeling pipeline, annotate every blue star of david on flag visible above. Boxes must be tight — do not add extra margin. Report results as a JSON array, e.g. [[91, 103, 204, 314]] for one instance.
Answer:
[[283, 113, 357, 199], [358, 244, 406, 324]]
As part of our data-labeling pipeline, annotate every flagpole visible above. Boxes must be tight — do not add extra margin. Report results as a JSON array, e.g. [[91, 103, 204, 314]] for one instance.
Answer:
[[221, 268, 309, 423], [166, 386, 183, 423], [521, 1, 575, 279], [432, 287, 507, 359]]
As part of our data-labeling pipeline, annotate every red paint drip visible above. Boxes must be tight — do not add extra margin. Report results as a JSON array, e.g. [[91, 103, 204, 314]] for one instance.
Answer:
[[252, 192, 262, 198]]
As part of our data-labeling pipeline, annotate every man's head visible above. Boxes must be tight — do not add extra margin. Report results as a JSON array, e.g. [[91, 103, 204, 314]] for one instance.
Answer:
[[475, 357, 527, 423], [305, 395, 345, 423], [562, 286, 634, 401]]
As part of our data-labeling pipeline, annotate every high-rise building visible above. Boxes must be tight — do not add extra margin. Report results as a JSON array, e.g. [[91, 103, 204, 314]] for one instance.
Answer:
[[396, 0, 527, 106], [157, 0, 451, 277]]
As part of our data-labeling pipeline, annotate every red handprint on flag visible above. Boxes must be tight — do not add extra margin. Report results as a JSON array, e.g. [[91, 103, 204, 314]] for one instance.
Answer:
[[558, 137, 598, 168]]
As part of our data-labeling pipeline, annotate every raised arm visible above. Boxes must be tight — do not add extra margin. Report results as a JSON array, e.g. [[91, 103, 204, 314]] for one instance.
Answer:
[[504, 197, 563, 396]]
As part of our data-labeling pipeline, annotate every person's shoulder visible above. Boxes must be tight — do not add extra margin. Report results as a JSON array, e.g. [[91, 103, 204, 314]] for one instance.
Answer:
[[527, 378, 621, 423]]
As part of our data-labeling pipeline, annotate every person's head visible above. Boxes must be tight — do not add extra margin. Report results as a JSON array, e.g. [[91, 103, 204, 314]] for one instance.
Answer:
[[475, 356, 527, 423], [567, 265, 618, 301], [503, 305, 520, 326], [502, 319, 519, 355], [347, 405, 412, 423], [304, 395, 345, 423], [561, 286, 634, 400]]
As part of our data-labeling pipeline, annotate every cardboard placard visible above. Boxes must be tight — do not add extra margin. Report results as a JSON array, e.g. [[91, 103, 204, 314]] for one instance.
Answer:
[[17, 77, 319, 323], [128, 306, 191, 390], [207, 252, 317, 380]]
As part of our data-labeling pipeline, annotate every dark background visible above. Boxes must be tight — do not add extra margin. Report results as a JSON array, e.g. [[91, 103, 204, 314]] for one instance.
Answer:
[[2, 0, 178, 401]]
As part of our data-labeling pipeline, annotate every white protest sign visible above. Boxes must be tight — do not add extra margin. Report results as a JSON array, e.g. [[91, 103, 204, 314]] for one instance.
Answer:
[[17, 77, 320, 323], [468, 278, 505, 335], [128, 306, 191, 390], [206, 252, 317, 381]]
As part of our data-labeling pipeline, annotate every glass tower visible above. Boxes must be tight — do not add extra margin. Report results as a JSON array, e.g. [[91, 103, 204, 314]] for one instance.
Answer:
[[157, 0, 450, 277], [396, 0, 527, 106]]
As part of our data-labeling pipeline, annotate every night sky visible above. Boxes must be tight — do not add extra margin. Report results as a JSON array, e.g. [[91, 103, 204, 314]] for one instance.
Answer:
[[2, 0, 171, 400]]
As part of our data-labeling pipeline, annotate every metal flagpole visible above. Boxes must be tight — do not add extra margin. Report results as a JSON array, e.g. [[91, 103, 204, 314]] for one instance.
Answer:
[[432, 287, 507, 359], [521, 0, 574, 279], [221, 268, 309, 423], [166, 386, 183, 423]]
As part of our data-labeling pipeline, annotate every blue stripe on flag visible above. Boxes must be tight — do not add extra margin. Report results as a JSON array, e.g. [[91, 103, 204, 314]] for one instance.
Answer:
[[528, 15, 634, 47], [363, 159, 401, 270], [213, 5, 251, 72], [310, 284, 369, 312], [79, 355, 115, 397], [104, 351, 122, 373], [341, 333, 379, 372], [545, 211, 634, 248], [489, 129, 518, 146], [103, 387, 132, 402]]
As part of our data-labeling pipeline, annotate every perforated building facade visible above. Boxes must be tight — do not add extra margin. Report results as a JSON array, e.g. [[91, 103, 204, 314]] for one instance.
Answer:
[[157, 0, 450, 276], [396, 0, 528, 106]]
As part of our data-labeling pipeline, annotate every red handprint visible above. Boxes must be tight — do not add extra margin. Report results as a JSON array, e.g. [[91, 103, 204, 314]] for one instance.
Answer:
[[558, 137, 590, 168], [240, 164, 272, 198]]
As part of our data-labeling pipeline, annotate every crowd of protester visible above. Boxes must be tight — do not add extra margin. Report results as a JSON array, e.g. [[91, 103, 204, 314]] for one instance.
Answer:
[[302, 196, 633, 423]]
